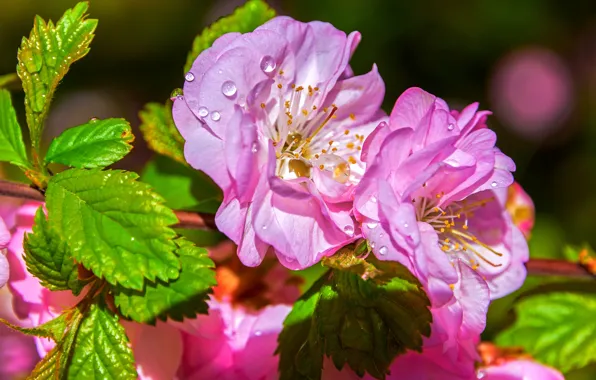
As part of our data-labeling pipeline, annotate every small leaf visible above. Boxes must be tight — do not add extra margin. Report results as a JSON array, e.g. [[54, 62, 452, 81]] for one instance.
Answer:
[[141, 154, 221, 212], [0, 89, 31, 169], [45, 118, 134, 168], [139, 102, 186, 165], [1, 311, 69, 341], [277, 261, 432, 380], [17, 2, 98, 150], [496, 292, 596, 373], [114, 237, 216, 324], [24, 207, 87, 294], [67, 302, 137, 380], [183, 0, 275, 73], [26, 308, 85, 380], [45, 168, 181, 290]]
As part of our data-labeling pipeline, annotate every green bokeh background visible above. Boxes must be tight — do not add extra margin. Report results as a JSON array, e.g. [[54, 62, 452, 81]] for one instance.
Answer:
[[1, 0, 595, 377]]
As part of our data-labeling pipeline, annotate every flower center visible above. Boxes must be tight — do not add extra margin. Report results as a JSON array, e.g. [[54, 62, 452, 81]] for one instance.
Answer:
[[259, 77, 364, 184], [414, 191, 503, 269]]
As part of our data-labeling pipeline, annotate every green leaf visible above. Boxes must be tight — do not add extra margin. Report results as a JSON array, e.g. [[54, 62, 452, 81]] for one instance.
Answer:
[[26, 308, 85, 380], [0, 73, 19, 88], [45, 168, 181, 290], [114, 237, 216, 324], [139, 101, 186, 165], [0, 89, 31, 169], [45, 118, 134, 169], [141, 154, 221, 212], [1, 311, 69, 341], [277, 261, 432, 380], [24, 207, 87, 294], [17, 2, 97, 150], [496, 292, 596, 373], [183, 0, 275, 73], [67, 302, 137, 380]]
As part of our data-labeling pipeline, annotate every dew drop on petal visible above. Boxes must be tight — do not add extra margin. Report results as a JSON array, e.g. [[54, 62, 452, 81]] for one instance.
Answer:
[[198, 107, 209, 118], [211, 111, 221, 121], [251, 142, 259, 153], [221, 80, 237, 97], [477, 370, 486, 379], [447, 123, 455, 131], [262, 225, 268, 230], [403, 222, 409, 228], [343, 225, 354, 236], [370, 241, 376, 249], [491, 181, 498, 188], [379, 232, 384, 238], [379, 246, 388, 256], [260, 55, 276, 73], [367, 222, 378, 229], [176, 95, 184, 101], [370, 195, 377, 203], [254, 330, 262, 337], [185, 72, 195, 82], [170, 88, 183, 99]]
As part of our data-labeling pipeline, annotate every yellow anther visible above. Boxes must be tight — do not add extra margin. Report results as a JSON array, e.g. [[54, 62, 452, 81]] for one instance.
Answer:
[[302, 109, 308, 116], [260, 103, 266, 109], [348, 156, 357, 164], [319, 164, 324, 170], [277, 83, 283, 89], [344, 130, 350, 135], [346, 142, 355, 149], [349, 113, 356, 120]]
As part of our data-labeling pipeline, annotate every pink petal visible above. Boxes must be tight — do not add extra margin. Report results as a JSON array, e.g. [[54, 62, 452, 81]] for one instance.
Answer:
[[131, 322, 183, 380], [482, 360, 564, 380]]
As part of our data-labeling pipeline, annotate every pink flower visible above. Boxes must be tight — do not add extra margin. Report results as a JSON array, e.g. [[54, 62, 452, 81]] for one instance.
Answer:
[[173, 16, 386, 269], [1, 213, 10, 289], [354, 87, 528, 373], [479, 360, 564, 380], [4, 202, 182, 380], [178, 298, 291, 380], [503, 182, 534, 239]]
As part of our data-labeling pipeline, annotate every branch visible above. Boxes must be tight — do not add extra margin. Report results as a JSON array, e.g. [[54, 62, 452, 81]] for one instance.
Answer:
[[0, 179, 594, 278], [0, 179, 215, 230]]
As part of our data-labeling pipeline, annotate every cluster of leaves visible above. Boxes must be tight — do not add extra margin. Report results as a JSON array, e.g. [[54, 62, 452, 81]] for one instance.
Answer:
[[0, 3, 217, 378]]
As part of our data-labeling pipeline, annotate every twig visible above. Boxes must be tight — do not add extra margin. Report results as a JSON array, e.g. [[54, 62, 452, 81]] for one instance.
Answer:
[[0, 178, 594, 278]]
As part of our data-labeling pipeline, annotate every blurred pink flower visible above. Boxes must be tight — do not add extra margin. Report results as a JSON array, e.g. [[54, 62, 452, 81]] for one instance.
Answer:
[[178, 299, 291, 380], [354, 87, 528, 374], [479, 360, 564, 380], [4, 202, 182, 380], [490, 47, 573, 140], [1, 212, 10, 289], [173, 16, 385, 270]]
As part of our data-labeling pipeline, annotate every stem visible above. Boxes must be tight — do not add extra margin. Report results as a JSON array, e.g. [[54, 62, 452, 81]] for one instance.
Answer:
[[0, 179, 594, 278]]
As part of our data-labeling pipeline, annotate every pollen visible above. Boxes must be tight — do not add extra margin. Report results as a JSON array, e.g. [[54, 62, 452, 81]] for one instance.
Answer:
[[291, 84, 296, 89], [348, 156, 357, 164], [279, 70, 285, 75], [344, 130, 350, 135], [260, 103, 266, 109], [349, 113, 356, 120], [277, 83, 283, 89], [346, 142, 355, 149], [319, 164, 324, 170]]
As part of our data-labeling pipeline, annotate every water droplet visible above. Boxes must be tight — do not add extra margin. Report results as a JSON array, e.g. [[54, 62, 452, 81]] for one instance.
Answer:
[[403, 222, 409, 228], [176, 95, 184, 101], [198, 107, 209, 118], [491, 181, 498, 188], [370, 195, 377, 203], [185, 72, 195, 82], [477, 369, 486, 379], [366, 222, 378, 229], [218, 69, 223, 75], [260, 55, 276, 73], [89, 117, 99, 123], [379, 246, 388, 255], [238, 95, 247, 107], [315, 154, 351, 184], [254, 330, 262, 337], [170, 88, 183, 99], [251, 142, 259, 153], [262, 225, 268, 230], [210, 111, 221, 121], [370, 241, 376, 249], [343, 225, 354, 236], [221, 80, 237, 97], [447, 123, 455, 131]]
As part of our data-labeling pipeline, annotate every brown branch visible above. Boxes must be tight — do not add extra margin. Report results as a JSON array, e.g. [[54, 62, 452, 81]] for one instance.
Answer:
[[0, 179, 594, 278]]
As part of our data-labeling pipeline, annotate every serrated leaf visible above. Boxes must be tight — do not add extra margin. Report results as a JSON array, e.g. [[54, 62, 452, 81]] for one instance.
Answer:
[[45, 118, 134, 169], [24, 207, 86, 294], [1, 312, 69, 342], [17, 2, 97, 150], [45, 168, 181, 290], [0, 89, 31, 169], [139, 102, 186, 165], [277, 261, 432, 380], [26, 308, 85, 380], [114, 237, 216, 324], [141, 154, 221, 213], [496, 292, 596, 373], [183, 0, 275, 73], [67, 302, 137, 380]]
